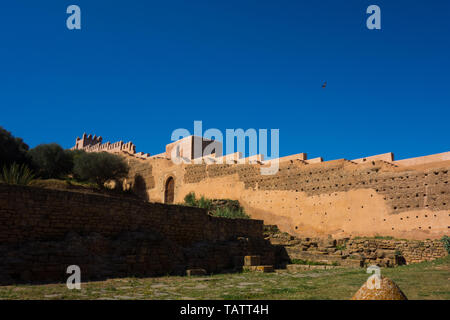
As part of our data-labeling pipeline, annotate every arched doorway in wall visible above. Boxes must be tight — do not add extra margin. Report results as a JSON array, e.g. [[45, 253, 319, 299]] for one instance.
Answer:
[[164, 177, 175, 204]]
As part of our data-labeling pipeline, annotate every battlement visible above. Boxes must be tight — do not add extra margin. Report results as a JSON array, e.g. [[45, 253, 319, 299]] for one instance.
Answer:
[[71, 133, 150, 159]]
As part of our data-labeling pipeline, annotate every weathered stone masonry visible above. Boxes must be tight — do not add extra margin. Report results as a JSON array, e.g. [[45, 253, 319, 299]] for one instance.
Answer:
[[0, 183, 279, 285]]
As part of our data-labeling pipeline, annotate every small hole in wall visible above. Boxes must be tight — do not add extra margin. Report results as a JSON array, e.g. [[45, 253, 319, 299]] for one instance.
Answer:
[[295, 226, 298, 230]]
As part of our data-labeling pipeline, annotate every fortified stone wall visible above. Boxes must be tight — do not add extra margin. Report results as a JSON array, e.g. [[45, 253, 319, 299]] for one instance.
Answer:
[[70, 133, 449, 240], [125, 155, 450, 240], [0, 183, 279, 285]]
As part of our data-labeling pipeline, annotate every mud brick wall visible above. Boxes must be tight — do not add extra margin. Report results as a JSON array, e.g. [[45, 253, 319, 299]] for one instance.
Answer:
[[182, 159, 450, 215], [174, 159, 450, 239], [0, 183, 277, 285]]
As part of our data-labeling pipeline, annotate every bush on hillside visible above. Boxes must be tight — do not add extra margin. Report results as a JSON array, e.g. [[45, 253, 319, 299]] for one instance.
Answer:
[[183, 192, 249, 219], [73, 152, 129, 187], [441, 235, 450, 253], [0, 126, 29, 167], [0, 163, 35, 185], [184, 192, 212, 210], [212, 206, 250, 219], [184, 192, 197, 206], [28, 143, 73, 179]]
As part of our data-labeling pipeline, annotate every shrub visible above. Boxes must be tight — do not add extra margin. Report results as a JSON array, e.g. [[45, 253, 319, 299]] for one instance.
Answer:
[[212, 206, 249, 219], [197, 196, 212, 210], [0, 163, 35, 185], [28, 143, 73, 179], [441, 235, 450, 253], [73, 152, 129, 187], [183, 192, 249, 219], [184, 192, 197, 206], [184, 192, 212, 209], [0, 126, 29, 166]]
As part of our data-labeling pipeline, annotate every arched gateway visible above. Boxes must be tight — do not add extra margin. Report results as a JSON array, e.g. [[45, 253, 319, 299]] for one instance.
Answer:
[[164, 177, 175, 204]]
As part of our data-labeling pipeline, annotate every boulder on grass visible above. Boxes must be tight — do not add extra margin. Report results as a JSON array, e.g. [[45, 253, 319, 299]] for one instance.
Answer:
[[351, 276, 407, 300]]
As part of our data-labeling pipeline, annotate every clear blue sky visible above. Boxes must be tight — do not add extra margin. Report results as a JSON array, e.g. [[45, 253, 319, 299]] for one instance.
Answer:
[[1, 0, 449, 161]]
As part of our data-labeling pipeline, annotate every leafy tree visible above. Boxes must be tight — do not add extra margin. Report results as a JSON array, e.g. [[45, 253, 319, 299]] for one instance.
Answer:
[[28, 143, 73, 179], [0, 126, 29, 166], [73, 152, 129, 187]]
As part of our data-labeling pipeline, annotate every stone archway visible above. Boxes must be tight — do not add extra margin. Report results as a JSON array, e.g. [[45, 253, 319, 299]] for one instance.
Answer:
[[164, 177, 175, 204]]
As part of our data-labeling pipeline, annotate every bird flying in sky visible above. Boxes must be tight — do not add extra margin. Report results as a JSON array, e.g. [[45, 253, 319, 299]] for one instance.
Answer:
[[322, 81, 327, 88]]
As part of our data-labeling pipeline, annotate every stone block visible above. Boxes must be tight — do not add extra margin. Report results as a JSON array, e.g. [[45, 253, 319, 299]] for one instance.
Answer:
[[243, 265, 274, 273], [244, 255, 261, 266], [186, 268, 207, 276]]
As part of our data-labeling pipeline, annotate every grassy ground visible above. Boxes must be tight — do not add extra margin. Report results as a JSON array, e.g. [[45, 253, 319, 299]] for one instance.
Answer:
[[0, 256, 448, 300]]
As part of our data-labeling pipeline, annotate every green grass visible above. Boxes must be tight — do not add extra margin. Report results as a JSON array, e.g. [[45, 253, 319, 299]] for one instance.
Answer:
[[0, 256, 448, 300], [290, 259, 339, 266]]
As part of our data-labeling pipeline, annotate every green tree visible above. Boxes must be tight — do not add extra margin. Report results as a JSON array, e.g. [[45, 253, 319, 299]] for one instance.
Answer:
[[73, 152, 129, 187], [28, 143, 73, 179], [0, 126, 29, 166]]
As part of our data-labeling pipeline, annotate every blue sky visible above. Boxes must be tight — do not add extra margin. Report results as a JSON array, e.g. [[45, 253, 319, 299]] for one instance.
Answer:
[[1, 0, 449, 161]]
